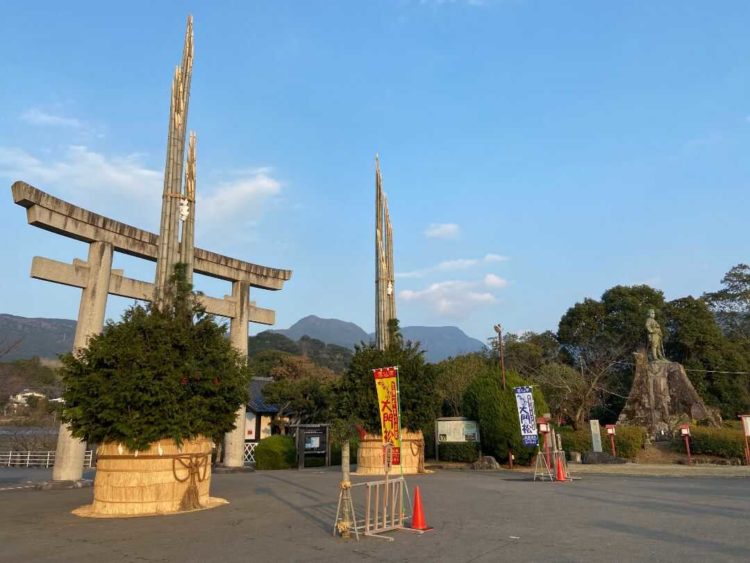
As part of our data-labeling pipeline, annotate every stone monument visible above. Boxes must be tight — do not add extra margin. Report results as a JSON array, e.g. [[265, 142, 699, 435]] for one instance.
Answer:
[[618, 311, 720, 435], [11, 16, 291, 481], [589, 419, 603, 453]]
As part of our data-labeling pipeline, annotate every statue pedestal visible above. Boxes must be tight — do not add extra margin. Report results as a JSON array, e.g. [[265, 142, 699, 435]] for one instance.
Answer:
[[618, 352, 720, 435]]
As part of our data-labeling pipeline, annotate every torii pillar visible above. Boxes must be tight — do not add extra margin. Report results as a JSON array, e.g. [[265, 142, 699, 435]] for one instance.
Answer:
[[223, 281, 250, 468], [52, 242, 113, 481]]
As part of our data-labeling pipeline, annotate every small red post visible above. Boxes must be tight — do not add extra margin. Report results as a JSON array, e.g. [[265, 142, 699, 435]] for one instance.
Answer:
[[680, 424, 692, 465], [605, 424, 616, 457], [740, 416, 750, 466], [538, 417, 551, 468]]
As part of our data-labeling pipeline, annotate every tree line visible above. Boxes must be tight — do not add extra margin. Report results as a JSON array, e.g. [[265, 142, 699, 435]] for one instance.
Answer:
[[257, 264, 750, 437]]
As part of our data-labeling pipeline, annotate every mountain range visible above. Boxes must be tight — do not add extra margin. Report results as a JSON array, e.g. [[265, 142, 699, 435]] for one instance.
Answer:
[[0, 314, 76, 362], [1, 313, 486, 364], [273, 315, 485, 362]]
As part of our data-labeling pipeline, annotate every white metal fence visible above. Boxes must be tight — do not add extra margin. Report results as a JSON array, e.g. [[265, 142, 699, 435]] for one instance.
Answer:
[[0, 450, 94, 469], [243, 442, 257, 465]]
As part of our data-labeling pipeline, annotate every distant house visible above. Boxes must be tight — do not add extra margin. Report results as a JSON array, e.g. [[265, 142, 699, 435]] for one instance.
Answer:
[[9, 390, 46, 406], [7, 390, 47, 415], [244, 377, 280, 443]]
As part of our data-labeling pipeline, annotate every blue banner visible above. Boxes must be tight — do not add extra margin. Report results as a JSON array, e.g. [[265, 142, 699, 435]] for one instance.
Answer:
[[513, 386, 539, 447]]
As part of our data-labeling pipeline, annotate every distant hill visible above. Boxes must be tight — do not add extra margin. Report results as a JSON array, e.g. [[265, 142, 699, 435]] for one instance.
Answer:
[[0, 314, 75, 361], [399, 326, 486, 363], [273, 315, 369, 349], [273, 315, 485, 363], [248, 331, 353, 374]]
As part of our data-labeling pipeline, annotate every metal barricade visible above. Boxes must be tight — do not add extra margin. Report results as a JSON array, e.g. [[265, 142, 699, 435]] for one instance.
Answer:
[[354, 476, 410, 540], [335, 443, 422, 542]]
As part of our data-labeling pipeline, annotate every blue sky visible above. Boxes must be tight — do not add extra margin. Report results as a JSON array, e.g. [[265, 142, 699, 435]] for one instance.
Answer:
[[1, 1, 748, 343]]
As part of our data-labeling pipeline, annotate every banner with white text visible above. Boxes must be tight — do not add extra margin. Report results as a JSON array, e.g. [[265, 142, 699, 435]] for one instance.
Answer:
[[514, 386, 539, 447]]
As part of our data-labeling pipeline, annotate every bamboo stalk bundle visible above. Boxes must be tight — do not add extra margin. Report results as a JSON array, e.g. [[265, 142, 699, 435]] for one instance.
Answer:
[[155, 15, 194, 304], [179, 132, 197, 282]]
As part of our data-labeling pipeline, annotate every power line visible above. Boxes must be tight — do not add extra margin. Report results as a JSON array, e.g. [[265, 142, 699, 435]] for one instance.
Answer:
[[603, 360, 750, 375], [683, 368, 750, 375]]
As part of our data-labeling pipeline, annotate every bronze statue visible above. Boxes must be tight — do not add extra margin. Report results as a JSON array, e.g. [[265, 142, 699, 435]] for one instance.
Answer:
[[645, 308, 665, 361]]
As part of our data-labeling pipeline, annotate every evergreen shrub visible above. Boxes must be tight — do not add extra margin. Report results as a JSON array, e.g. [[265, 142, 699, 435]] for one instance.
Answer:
[[613, 426, 648, 458], [559, 426, 647, 459], [337, 332, 440, 433], [438, 442, 479, 463], [59, 266, 251, 451], [673, 426, 745, 459], [558, 428, 590, 454], [255, 435, 296, 469], [463, 370, 548, 465]]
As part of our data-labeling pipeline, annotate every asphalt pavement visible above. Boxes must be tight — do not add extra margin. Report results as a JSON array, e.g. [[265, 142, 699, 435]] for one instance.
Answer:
[[0, 467, 748, 562]]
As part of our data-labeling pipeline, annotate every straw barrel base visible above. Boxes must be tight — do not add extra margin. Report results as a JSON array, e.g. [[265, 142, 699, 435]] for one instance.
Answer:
[[72, 497, 228, 519], [73, 436, 225, 518], [355, 430, 424, 475]]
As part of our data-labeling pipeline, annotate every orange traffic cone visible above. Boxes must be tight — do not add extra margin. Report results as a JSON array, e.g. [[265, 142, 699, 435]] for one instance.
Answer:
[[410, 486, 433, 531], [555, 455, 567, 482]]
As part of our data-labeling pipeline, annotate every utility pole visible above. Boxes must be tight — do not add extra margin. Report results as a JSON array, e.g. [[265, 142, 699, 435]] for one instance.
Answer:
[[493, 324, 506, 390]]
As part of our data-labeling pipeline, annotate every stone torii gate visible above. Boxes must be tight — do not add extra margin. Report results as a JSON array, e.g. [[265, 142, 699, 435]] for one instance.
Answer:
[[10, 16, 291, 481], [12, 182, 290, 479]]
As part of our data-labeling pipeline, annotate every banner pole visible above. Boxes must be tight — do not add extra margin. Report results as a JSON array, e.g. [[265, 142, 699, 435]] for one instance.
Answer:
[[394, 366, 412, 514]]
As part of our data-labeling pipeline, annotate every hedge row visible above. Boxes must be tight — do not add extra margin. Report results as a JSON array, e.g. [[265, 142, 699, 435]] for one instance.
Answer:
[[437, 442, 480, 463], [673, 427, 746, 459], [558, 426, 647, 460], [254, 435, 296, 470]]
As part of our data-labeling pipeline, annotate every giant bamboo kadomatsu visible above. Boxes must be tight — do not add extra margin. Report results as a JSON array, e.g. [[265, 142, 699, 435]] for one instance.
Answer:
[[155, 16, 195, 305], [374, 155, 397, 350]]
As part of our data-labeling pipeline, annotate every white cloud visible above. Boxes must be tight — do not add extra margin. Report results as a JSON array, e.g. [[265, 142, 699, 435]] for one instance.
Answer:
[[483, 253, 508, 263], [437, 258, 477, 271], [484, 273, 508, 288], [424, 223, 460, 239], [400, 280, 497, 319], [198, 170, 282, 234], [0, 145, 283, 238], [0, 145, 161, 206], [20, 108, 85, 129], [397, 252, 509, 278]]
